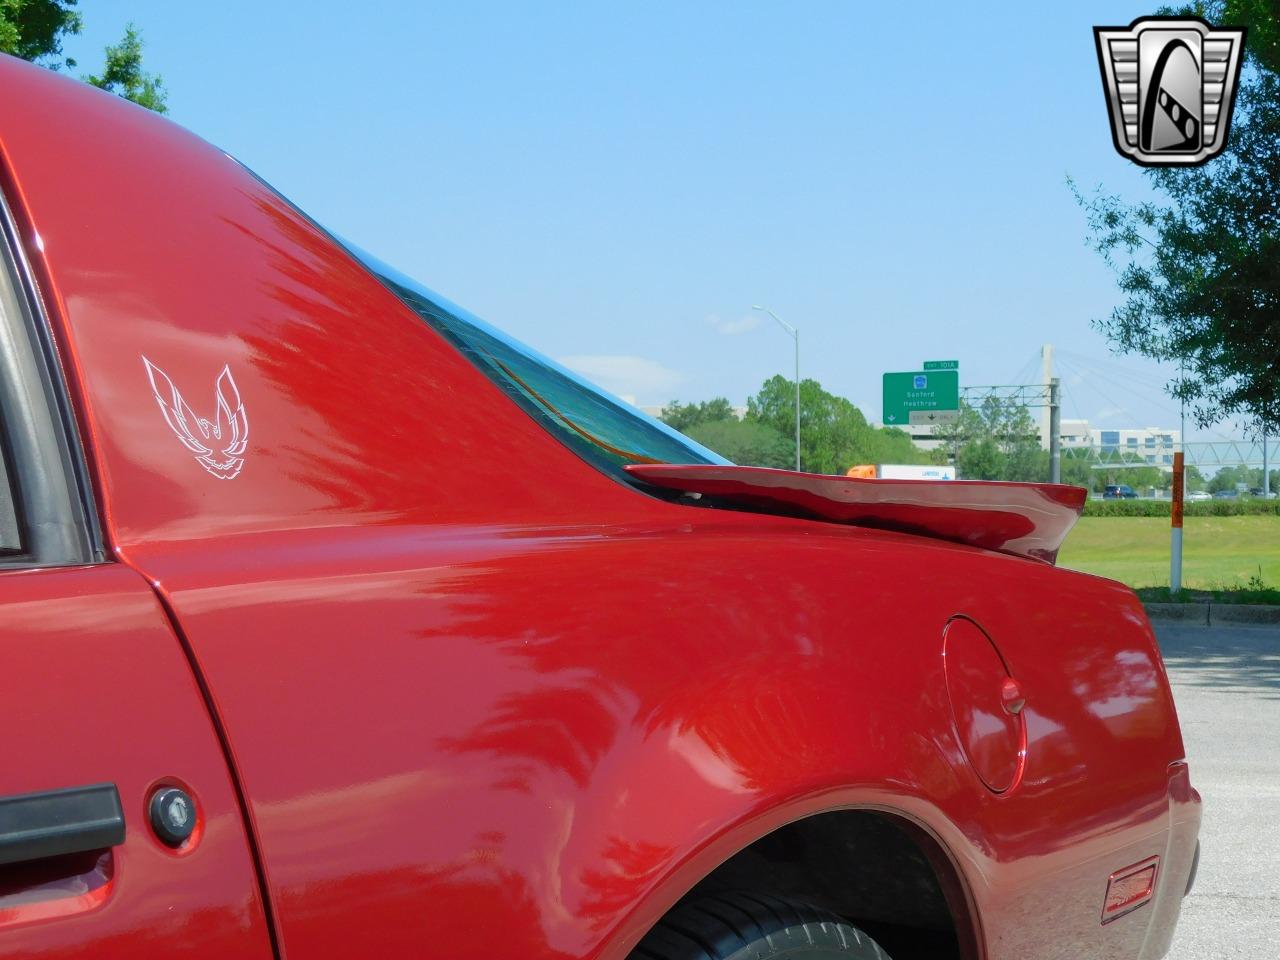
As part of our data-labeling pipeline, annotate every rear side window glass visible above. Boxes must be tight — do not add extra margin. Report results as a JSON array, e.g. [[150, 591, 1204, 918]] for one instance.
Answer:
[[344, 244, 728, 480], [0, 431, 19, 552]]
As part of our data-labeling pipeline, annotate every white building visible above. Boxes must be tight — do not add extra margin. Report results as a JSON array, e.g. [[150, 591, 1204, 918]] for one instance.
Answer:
[[891, 418, 1182, 466], [1058, 419, 1092, 449], [1089, 426, 1181, 466]]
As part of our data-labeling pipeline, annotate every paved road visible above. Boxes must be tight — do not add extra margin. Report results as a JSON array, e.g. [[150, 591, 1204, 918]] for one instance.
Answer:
[[1157, 621, 1280, 959]]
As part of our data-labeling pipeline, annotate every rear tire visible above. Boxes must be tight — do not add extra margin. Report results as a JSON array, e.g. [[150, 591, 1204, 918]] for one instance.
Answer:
[[631, 892, 893, 959]]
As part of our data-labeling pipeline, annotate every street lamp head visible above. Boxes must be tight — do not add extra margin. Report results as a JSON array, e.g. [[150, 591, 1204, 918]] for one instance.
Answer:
[[754, 306, 796, 338], [749, 305, 801, 470]]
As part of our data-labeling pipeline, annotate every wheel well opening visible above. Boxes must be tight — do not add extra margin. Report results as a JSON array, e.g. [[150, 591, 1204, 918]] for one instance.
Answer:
[[675, 809, 973, 960]]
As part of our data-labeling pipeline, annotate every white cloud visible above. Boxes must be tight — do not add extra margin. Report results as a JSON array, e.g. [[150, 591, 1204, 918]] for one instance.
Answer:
[[704, 312, 762, 335], [557, 354, 686, 402]]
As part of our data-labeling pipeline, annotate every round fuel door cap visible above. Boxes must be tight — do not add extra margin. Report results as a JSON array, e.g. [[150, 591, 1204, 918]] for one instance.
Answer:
[[943, 617, 1026, 793]]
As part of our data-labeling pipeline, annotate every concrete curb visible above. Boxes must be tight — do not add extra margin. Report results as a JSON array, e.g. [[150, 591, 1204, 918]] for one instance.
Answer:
[[1144, 603, 1210, 624], [1212, 604, 1280, 624], [1144, 602, 1280, 625]]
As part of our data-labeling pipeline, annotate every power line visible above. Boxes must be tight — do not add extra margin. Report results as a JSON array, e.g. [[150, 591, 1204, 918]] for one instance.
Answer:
[[1006, 350, 1042, 388], [1055, 355, 1139, 424], [1060, 352, 1244, 443], [1061, 355, 1183, 422]]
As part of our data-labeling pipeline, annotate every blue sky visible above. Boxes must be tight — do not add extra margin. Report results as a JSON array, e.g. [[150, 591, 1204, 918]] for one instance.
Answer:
[[61, 2, 1249, 440]]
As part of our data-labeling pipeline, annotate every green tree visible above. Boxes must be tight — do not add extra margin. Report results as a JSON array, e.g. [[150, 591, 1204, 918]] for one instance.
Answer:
[[0, 0, 80, 67], [1133, 466, 1171, 493], [659, 397, 736, 433], [685, 419, 793, 468], [861, 424, 931, 465], [1073, 0, 1280, 431], [1209, 466, 1242, 493], [1060, 449, 1098, 493], [1206, 464, 1270, 492], [746, 374, 929, 474], [956, 436, 1003, 482], [933, 399, 1047, 481], [1222, 0, 1280, 73], [985, 399, 1042, 481], [1, 3, 166, 112], [1093, 465, 1170, 492], [84, 24, 166, 113]]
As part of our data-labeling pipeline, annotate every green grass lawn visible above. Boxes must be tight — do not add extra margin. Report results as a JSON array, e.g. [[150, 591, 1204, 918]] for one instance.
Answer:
[[1058, 515, 1280, 590]]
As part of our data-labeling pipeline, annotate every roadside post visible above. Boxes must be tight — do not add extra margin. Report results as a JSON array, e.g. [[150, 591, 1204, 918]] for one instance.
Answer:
[[1049, 378, 1061, 484], [1171, 451, 1184, 593]]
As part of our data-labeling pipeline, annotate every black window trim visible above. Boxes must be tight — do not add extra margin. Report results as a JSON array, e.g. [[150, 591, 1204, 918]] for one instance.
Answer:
[[0, 181, 104, 568]]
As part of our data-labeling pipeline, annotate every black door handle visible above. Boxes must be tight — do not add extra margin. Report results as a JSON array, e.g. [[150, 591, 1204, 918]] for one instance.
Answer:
[[0, 783, 125, 867]]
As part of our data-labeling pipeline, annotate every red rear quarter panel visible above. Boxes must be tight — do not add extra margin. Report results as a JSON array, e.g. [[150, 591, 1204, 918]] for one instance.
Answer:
[[0, 55, 1197, 959], [120, 524, 1190, 960]]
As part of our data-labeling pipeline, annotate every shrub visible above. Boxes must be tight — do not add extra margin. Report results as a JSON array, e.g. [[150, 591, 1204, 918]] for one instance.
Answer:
[[1083, 499, 1169, 517], [1081, 499, 1280, 518]]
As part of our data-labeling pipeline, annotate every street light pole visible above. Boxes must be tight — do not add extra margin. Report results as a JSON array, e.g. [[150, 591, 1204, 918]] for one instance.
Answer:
[[753, 305, 800, 471]]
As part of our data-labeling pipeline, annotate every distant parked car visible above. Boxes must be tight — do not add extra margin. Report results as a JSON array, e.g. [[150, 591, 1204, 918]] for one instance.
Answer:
[[1213, 490, 1237, 499], [1185, 490, 1212, 502], [1104, 484, 1138, 499]]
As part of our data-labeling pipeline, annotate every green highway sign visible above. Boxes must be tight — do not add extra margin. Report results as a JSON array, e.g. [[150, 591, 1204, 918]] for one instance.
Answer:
[[882, 370, 959, 427], [923, 360, 959, 370]]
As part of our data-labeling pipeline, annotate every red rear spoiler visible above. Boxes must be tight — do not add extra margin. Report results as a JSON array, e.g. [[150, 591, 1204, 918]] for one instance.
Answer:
[[626, 464, 1087, 564]]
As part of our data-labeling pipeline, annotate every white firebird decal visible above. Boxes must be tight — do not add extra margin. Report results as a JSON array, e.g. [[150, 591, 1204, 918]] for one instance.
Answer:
[[142, 356, 249, 479]]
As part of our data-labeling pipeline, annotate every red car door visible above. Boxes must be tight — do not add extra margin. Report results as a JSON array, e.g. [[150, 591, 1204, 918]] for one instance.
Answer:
[[0, 191, 275, 958], [0, 567, 276, 960]]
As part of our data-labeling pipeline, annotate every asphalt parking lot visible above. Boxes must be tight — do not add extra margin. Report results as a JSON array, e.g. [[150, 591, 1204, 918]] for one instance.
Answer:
[[1157, 621, 1280, 959]]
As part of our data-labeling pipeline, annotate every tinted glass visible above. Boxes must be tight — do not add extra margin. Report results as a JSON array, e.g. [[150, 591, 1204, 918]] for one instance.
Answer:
[[347, 245, 728, 480], [0, 428, 19, 552]]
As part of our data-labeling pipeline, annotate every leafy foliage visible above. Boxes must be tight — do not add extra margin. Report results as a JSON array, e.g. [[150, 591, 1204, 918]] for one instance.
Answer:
[[1205, 463, 1280, 491], [1073, 0, 1280, 430], [84, 24, 166, 113], [1060, 449, 1102, 491], [0, 3, 166, 112], [1217, 0, 1280, 73], [684, 419, 794, 469], [1092, 463, 1172, 492], [0, 0, 80, 67], [661, 377, 929, 472], [746, 374, 928, 474], [1083, 497, 1280, 516], [659, 398, 736, 433], [1137, 581, 1280, 605], [932, 399, 1050, 482]]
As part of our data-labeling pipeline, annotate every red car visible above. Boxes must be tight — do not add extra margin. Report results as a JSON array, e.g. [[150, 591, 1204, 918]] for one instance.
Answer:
[[0, 55, 1199, 960]]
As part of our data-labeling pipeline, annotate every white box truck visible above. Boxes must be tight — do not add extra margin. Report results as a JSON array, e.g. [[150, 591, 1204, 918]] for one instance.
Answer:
[[846, 464, 957, 480]]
